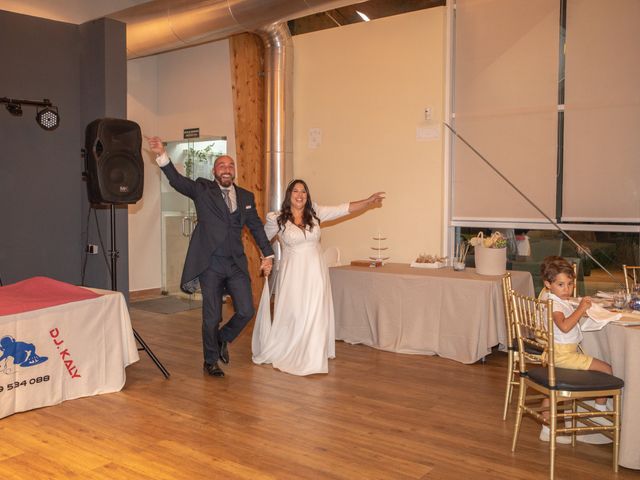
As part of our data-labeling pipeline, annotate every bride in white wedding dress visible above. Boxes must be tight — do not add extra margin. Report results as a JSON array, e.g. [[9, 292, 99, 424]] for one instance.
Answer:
[[252, 180, 384, 376]]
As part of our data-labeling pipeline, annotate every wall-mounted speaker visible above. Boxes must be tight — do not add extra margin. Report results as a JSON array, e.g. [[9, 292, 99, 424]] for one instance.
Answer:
[[85, 118, 144, 204]]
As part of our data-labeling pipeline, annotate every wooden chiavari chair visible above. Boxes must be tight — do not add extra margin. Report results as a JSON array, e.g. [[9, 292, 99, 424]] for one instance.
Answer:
[[510, 291, 624, 479]]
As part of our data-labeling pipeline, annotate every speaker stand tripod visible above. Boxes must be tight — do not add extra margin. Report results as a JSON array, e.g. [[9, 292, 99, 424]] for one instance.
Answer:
[[108, 205, 170, 379]]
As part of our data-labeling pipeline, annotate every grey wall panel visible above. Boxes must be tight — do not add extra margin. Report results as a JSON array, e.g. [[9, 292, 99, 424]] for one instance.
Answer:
[[79, 18, 130, 299], [0, 10, 82, 286], [0, 11, 129, 298]]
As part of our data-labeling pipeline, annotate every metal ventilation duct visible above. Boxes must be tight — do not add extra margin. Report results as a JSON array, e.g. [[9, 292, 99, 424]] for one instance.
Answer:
[[257, 22, 293, 214], [110, 0, 364, 59]]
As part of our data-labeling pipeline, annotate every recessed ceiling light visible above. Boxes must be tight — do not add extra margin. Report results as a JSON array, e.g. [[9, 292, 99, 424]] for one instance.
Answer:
[[356, 11, 370, 22]]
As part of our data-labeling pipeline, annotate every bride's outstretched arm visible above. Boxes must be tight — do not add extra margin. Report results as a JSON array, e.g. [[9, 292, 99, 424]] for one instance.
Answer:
[[314, 193, 385, 223], [348, 192, 385, 213]]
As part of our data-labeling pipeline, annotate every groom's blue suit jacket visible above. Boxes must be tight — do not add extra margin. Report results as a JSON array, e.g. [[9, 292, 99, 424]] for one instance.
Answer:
[[161, 161, 274, 293]]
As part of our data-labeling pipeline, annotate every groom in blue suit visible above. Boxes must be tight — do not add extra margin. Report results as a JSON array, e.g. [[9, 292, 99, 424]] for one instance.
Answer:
[[147, 136, 273, 377]]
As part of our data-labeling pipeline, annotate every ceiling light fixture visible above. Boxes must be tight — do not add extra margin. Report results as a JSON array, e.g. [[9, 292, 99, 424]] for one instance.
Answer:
[[1, 96, 60, 131], [356, 10, 370, 22]]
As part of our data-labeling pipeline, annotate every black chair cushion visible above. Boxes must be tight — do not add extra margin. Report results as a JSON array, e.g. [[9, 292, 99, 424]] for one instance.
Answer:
[[526, 367, 624, 391], [507, 341, 544, 355]]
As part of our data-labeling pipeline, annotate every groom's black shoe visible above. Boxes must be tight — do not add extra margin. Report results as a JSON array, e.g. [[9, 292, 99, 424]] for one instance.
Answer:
[[203, 361, 225, 377], [219, 340, 229, 364]]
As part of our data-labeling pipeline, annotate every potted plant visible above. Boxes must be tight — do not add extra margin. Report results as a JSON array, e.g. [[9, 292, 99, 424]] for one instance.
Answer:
[[469, 231, 507, 275]]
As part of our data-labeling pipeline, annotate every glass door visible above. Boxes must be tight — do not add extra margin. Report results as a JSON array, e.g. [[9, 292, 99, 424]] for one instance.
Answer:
[[160, 136, 227, 298]]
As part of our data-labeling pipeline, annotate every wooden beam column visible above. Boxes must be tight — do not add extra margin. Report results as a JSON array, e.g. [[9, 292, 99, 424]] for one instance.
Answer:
[[229, 32, 267, 306]]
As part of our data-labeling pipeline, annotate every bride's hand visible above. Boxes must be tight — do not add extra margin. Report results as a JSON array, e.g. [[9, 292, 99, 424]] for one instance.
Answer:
[[367, 192, 385, 207], [260, 257, 273, 276]]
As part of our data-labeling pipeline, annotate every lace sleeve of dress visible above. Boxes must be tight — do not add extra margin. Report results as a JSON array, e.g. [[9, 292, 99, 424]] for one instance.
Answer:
[[264, 212, 280, 241], [314, 202, 350, 223]]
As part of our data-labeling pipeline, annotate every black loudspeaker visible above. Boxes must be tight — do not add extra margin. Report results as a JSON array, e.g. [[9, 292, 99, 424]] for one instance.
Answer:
[[85, 118, 144, 204]]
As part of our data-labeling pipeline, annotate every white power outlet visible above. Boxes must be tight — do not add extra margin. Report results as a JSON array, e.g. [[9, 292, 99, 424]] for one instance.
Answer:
[[424, 107, 433, 121]]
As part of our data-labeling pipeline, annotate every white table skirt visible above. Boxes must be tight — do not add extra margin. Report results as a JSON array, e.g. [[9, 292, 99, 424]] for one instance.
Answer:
[[329, 264, 534, 364], [0, 289, 139, 419], [582, 322, 640, 470]]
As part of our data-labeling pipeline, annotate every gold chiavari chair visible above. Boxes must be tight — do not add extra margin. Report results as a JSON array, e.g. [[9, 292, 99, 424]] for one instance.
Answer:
[[501, 273, 518, 420], [502, 273, 544, 420], [510, 291, 624, 480], [570, 262, 578, 297], [622, 264, 640, 294]]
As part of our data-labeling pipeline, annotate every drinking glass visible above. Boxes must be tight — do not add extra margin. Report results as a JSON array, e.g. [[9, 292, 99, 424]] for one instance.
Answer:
[[612, 290, 626, 309], [628, 283, 640, 311]]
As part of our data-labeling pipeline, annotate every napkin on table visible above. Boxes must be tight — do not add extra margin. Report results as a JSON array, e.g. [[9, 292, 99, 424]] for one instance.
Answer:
[[581, 303, 621, 332], [595, 291, 614, 300]]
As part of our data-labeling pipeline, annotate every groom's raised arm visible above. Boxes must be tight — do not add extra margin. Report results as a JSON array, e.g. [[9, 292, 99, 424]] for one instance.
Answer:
[[146, 135, 197, 199]]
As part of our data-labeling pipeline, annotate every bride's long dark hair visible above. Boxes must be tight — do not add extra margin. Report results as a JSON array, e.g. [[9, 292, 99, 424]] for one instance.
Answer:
[[277, 179, 320, 232]]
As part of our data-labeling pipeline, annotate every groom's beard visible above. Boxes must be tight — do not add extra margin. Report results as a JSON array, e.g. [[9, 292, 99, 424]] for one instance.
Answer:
[[215, 173, 234, 187]]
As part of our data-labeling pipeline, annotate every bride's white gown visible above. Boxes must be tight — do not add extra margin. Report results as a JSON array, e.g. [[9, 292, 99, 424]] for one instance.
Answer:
[[252, 203, 349, 376]]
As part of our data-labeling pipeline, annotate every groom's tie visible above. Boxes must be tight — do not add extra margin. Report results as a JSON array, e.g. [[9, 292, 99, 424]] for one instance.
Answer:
[[221, 188, 232, 212]]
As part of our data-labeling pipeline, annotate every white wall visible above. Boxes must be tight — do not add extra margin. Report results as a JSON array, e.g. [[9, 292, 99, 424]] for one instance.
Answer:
[[127, 55, 162, 292], [127, 40, 236, 292], [292, 7, 446, 264]]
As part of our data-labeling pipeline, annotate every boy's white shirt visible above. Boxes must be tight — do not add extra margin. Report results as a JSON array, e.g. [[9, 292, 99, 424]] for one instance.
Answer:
[[541, 291, 583, 344]]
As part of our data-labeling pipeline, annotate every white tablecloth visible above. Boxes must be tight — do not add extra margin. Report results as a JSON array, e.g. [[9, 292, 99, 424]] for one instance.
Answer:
[[582, 321, 640, 470], [329, 264, 534, 364], [0, 289, 139, 419]]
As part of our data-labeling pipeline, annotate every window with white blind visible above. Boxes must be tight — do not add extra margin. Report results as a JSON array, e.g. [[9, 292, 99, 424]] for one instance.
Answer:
[[562, 0, 640, 223], [450, 0, 640, 292], [452, 0, 640, 226], [452, 0, 560, 223]]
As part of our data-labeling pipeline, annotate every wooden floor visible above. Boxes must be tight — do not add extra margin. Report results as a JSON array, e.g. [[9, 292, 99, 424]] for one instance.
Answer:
[[1, 304, 638, 480]]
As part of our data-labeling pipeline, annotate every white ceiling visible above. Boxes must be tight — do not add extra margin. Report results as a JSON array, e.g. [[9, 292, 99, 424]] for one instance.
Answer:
[[0, 0, 149, 24]]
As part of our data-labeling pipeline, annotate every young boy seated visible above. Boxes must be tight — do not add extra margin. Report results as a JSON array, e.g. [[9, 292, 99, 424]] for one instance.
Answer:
[[538, 255, 613, 443]]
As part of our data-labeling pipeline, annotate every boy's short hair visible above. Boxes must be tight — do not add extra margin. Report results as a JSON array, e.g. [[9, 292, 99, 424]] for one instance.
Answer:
[[541, 255, 575, 283]]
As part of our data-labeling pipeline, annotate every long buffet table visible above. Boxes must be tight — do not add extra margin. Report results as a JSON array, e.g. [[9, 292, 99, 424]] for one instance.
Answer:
[[0, 277, 139, 419], [329, 263, 534, 364]]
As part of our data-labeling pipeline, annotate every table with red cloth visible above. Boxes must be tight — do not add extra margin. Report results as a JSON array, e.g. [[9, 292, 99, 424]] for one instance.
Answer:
[[0, 277, 139, 419]]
